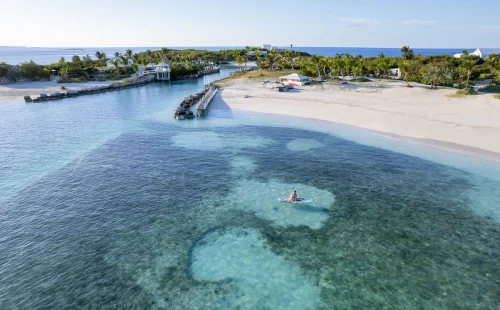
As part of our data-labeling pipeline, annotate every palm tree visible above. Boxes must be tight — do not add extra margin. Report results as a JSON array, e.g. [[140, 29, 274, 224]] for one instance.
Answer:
[[283, 50, 294, 70], [114, 52, 120, 58], [243, 55, 248, 69], [401, 46, 414, 60], [144, 49, 153, 63], [332, 54, 345, 79], [486, 53, 500, 81], [266, 50, 281, 82], [461, 58, 476, 86], [112, 60, 121, 76], [319, 57, 329, 76], [377, 54, 389, 78], [310, 55, 322, 77], [120, 55, 130, 73], [236, 55, 244, 71], [354, 55, 364, 78], [344, 53, 354, 77], [400, 61, 412, 87], [125, 49, 133, 58]]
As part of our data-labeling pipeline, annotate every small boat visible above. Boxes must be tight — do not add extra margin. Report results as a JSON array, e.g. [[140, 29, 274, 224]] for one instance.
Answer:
[[278, 198, 313, 204]]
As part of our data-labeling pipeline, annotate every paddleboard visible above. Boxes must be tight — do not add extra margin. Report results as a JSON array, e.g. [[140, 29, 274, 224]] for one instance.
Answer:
[[278, 198, 313, 204]]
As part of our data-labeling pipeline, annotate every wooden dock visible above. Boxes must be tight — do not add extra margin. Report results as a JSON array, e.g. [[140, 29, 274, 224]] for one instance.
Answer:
[[196, 86, 218, 116]]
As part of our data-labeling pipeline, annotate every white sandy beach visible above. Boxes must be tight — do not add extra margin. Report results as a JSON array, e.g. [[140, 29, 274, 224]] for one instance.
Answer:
[[0, 80, 113, 102], [212, 78, 500, 156]]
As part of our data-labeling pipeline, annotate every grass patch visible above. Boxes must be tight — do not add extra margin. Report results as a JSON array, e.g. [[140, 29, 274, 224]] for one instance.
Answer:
[[58, 77, 90, 83], [447, 87, 477, 98], [214, 69, 295, 86], [350, 77, 372, 83], [493, 94, 500, 100], [447, 92, 466, 99]]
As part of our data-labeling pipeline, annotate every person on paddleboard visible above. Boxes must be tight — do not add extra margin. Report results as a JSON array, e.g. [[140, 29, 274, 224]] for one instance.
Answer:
[[289, 190, 297, 202]]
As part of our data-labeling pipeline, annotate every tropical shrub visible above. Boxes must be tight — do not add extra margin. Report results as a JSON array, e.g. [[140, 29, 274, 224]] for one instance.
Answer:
[[19, 61, 50, 80], [0, 62, 9, 78], [421, 65, 454, 89], [479, 83, 500, 93]]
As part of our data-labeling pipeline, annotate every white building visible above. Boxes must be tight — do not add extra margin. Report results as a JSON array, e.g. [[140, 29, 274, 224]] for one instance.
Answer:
[[155, 62, 171, 81], [262, 44, 272, 50], [390, 68, 401, 78], [138, 62, 170, 81], [106, 57, 133, 69], [453, 48, 485, 59], [278, 73, 311, 86]]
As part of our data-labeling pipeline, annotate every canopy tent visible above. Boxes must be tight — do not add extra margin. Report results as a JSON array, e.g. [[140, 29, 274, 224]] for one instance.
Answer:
[[278, 73, 311, 86]]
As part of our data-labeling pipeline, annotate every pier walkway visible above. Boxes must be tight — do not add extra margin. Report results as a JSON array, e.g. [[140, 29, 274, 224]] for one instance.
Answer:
[[196, 86, 218, 116]]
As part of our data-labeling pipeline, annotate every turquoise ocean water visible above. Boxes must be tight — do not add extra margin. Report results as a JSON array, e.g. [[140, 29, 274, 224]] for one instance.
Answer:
[[1, 67, 500, 309]]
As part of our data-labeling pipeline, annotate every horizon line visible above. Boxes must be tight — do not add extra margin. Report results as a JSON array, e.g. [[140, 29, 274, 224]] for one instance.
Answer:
[[2, 45, 499, 50]]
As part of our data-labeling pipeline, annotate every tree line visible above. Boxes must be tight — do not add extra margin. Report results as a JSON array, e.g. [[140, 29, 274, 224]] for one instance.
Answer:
[[0, 48, 245, 82], [1, 47, 499, 90], [253, 47, 500, 90]]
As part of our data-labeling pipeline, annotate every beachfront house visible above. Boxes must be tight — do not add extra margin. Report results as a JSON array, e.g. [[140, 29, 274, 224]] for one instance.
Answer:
[[155, 62, 171, 81], [137, 63, 170, 81], [279, 73, 311, 86]]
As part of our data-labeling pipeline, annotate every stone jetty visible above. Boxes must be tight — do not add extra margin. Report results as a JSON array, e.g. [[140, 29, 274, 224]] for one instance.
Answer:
[[174, 86, 216, 120], [25, 75, 155, 103]]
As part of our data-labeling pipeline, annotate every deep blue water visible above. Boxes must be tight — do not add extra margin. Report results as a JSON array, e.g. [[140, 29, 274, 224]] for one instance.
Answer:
[[0, 72, 500, 308], [2, 46, 499, 64]]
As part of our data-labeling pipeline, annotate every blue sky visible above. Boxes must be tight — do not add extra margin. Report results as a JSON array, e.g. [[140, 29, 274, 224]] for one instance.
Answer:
[[2, 0, 499, 48]]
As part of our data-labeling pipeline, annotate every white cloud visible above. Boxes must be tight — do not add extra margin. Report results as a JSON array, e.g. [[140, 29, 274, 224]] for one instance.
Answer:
[[339, 18, 380, 26], [401, 19, 437, 25]]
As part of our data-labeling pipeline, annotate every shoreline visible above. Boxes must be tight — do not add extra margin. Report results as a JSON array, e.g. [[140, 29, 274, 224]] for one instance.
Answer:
[[0, 80, 114, 102], [211, 77, 500, 158]]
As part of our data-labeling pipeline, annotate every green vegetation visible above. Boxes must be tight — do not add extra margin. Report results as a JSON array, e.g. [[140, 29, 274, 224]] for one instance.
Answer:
[[493, 94, 500, 99], [19, 61, 50, 80], [350, 77, 372, 83], [255, 46, 499, 91], [1, 46, 499, 92], [214, 69, 295, 87], [479, 83, 500, 93], [420, 65, 454, 90]]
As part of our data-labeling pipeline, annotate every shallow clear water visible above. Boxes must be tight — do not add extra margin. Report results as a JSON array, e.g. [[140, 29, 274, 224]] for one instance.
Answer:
[[1, 74, 499, 309]]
